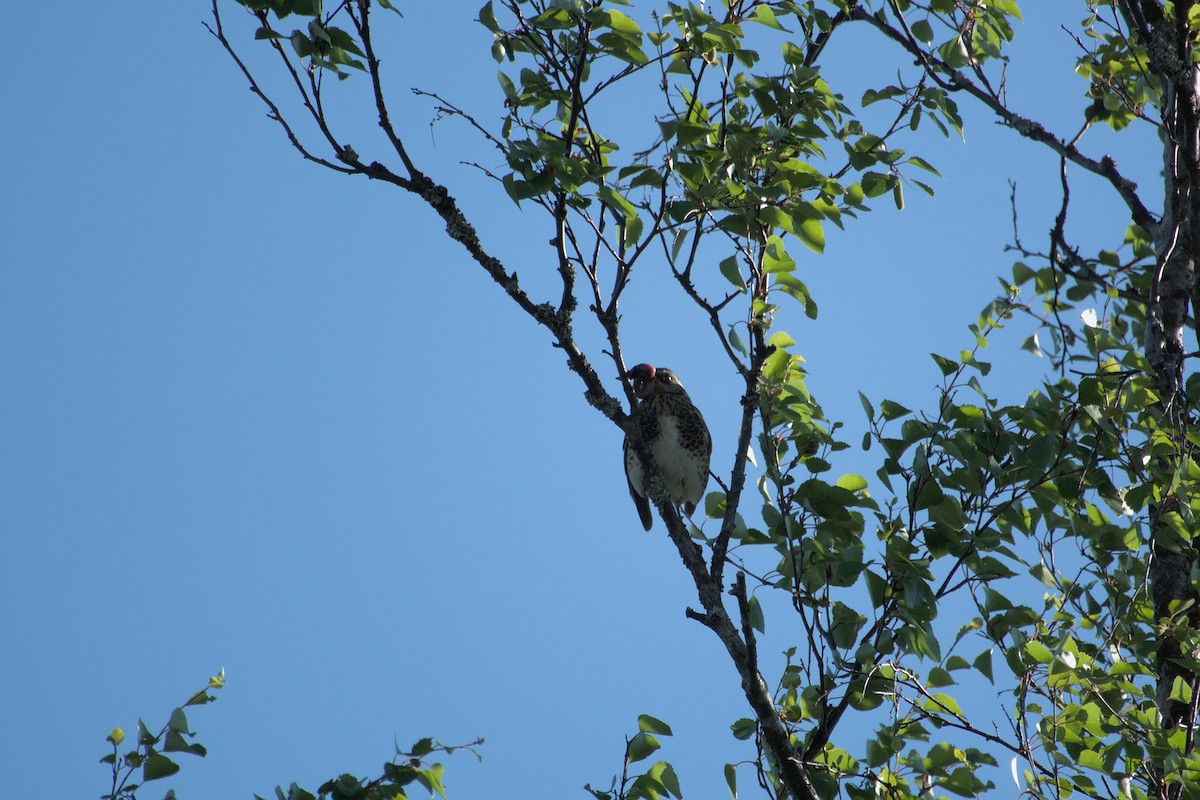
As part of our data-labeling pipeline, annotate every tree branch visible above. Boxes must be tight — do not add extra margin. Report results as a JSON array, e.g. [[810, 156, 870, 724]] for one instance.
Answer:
[[204, 3, 354, 175], [854, 5, 1158, 235]]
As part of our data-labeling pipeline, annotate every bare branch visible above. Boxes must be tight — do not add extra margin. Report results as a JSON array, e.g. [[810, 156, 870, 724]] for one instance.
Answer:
[[353, 3, 421, 179]]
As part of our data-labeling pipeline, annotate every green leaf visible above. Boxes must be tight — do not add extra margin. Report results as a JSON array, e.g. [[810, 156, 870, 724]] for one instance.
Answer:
[[805, 457, 831, 474], [774, 273, 818, 318], [905, 156, 941, 176], [973, 648, 994, 682], [629, 774, 669, 800], [780, 41, 804, 66], [861, 171, 891, 198], [944, 655, 969, 671], [927, 667, 955, 687], [728, 326, 748, 356], [747, 595, 765, 633], [624, 215, 644, 248], [137, 719, 158, 746], [865, 570, 888, 606], [930, 352, 957, 376], [922, 692, 963, 716], [673, 121, 714, 146], [730, 718, 756, 740], [1078, 749, 1104, 771], [724, 763, 738, 799], [704, 491, 727, 518], [638, 714, 674, 736], [385, 763, 420, 786], [830, 602, 862, 648], [478, 1, 500, 32], [415, 764, 446, 799], [168, 708, 189, 734], [142, 754, 180, 782], [768, 331, 796, 349], [164, 730, 193, 753], [719, 256, 747, 291], [324, 27, 364, 57], [836, 474, 868, 492], [938, 35, 969, 69], [796, 217, 825, 254], [879, 400, 911, 420], [598, 185, 638, 219], [627, 732, 661, 762], [762, 236, 796, 273], [502, 174, 539, 205], [911, 19, 934, 43], [648, 761, 682, 798], [531, 6, 576, 30], [327, 776, 364, 798], [307, 19, 331, 44], [858, 391, 875, 420], [749, 5, 787, 30], [1024, 640, 1053, 665], [910, 179, 935, 197], [496, 70, 517, 102], [605, 9, 641, 35]]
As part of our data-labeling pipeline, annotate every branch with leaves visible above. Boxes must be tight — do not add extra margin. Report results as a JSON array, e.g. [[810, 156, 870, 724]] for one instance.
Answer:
[[101, 670, 226, 800], [203, 2, 1200, 799]]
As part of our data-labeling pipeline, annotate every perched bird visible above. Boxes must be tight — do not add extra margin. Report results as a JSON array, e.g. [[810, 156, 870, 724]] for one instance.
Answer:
[[623, 363, 712, 530]]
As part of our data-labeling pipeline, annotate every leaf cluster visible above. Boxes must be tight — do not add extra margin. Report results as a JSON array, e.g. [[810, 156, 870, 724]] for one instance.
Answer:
[[255, 737, 484, 800], [100, 670, 226, 800], [586, 715, 684, 800]]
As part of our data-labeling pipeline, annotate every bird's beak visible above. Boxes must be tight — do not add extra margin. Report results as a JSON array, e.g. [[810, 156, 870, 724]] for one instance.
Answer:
[[627, 363, 656, 399]]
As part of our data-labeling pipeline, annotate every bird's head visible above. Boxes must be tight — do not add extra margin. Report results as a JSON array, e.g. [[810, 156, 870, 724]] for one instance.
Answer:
[[629, 363, 656, 398], [628, 363, 688, 400]]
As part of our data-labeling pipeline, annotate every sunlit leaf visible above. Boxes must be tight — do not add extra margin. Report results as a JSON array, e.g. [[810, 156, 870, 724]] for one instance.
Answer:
[[638, 715, 674, 736]]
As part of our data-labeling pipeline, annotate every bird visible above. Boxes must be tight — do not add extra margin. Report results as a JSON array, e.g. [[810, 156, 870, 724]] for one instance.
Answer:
[[623, 363, 712, 531]]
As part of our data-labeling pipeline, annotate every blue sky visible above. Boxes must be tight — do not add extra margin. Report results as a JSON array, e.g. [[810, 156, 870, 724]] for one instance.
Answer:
[[1, 3, 1160, 799]]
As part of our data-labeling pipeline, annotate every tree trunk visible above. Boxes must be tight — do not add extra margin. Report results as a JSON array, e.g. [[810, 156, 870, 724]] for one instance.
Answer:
[[1140, 4, 1200, 797]]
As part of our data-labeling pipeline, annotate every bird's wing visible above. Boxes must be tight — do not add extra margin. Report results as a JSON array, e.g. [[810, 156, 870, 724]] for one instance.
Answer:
[[623, 436, 654, 531]]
